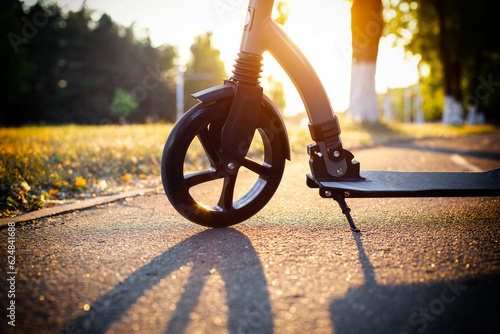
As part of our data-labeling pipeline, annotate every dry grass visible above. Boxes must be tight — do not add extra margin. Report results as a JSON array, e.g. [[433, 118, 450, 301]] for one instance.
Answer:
[[285, 113, 496, 152], [0, 117, 495, 217], [0, 124, 172, 216]]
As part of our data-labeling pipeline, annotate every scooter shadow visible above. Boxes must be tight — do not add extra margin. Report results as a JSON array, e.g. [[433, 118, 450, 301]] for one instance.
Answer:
[[329, 233, 500, 334], [63, 228, 273, 334]]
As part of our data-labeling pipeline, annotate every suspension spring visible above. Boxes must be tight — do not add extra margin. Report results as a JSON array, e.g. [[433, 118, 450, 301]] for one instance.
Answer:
[[230, 52, 264, 86]]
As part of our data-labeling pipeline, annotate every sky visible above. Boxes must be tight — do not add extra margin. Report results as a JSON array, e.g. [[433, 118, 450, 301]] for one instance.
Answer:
[[23, 0, 420, 114]]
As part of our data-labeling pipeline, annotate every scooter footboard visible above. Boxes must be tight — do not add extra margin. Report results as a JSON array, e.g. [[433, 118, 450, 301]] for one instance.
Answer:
[[307, 168, 500, 198]]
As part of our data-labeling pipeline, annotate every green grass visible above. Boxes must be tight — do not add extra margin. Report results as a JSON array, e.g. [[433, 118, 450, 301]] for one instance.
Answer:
[[0, 124, 172, 216], [0, 119, 496, 217]]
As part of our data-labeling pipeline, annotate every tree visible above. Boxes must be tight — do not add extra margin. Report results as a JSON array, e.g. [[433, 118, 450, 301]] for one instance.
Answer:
[[264, 75, 286, 115], [385, 0, 500, 123], [0, 0, 35, 125], [111, 88, 138, 121], [1, 1, 177, 125], [274, 1, 290, 26], [348, 0, 384, 123], [183, 32, 227, 111]]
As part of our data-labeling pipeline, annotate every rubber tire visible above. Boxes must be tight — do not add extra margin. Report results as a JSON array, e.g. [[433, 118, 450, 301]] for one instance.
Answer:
[[161, 97, 287, 228]]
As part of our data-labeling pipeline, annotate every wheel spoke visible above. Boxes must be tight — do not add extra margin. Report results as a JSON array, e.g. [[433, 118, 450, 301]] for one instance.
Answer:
[[184, 168, 221, 188], [217, 175, 237, 211], [197, 126, 221, 166], [242, 158, 272, 180]]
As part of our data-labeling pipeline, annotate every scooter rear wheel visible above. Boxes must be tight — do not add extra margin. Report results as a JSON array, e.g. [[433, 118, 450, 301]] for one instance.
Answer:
[[161, 97, 287, 228]]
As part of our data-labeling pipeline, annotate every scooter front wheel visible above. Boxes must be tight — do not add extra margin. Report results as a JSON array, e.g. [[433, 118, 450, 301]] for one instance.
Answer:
[[161, 97, 287, 228]]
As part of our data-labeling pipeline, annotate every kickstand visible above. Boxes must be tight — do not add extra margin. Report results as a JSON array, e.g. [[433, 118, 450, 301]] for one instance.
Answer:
[[333, 195, 360, 232]]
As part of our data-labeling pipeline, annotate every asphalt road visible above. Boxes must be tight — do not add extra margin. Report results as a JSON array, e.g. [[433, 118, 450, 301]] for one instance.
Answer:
[[1, 132, 500, 334]]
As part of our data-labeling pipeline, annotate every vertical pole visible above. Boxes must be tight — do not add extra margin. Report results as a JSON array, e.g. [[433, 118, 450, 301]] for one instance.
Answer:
[[414, 84, 424, 124], [384, 91, 392, 123], [176, 64, 185, 121], [404, 87, 411, 124]]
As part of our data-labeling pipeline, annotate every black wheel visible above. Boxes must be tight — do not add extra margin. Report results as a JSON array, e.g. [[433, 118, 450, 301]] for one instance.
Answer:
[[161, 97, 288, 228]]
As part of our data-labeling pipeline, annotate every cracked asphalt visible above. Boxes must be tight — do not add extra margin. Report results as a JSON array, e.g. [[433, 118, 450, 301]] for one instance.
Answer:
[[1, 131, 500, 334]]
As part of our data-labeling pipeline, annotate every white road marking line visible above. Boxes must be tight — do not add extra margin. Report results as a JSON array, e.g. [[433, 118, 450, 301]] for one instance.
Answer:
[[450, 154, 482, 172]]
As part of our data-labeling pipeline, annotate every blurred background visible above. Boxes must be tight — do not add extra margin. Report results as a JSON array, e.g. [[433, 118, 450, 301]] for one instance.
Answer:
[[2, 0, 500, 216], [2, 0, 499, 126]]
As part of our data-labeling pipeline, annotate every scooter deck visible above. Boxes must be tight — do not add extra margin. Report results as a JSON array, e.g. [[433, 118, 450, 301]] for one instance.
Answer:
[[307, 168, 500, 198]]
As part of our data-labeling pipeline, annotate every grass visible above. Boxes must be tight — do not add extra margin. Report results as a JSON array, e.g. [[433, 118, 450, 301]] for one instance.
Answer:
[[0, 117, 496, 217], [286, 113, 497, 153], [0, 124, 172, 216]]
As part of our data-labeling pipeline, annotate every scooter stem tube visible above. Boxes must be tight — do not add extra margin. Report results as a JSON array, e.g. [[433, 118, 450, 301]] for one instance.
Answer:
[[239, 0, 274, 55], [239, 0, 347, 177], [239, 0, 335, 124]]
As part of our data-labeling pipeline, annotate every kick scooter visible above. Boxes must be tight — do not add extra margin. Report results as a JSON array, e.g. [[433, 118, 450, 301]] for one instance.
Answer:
[[161, 0, 500, 231]]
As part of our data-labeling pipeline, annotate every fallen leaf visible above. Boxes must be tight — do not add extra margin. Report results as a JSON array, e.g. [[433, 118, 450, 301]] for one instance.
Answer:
[[7, 197, 19, 208], [75, 177, 87, 188]]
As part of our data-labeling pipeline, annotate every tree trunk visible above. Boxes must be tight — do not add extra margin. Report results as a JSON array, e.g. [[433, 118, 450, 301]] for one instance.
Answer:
[[348, 0, 383, 123], [349, 62, 379, 123], [435, 0, 463, 125]]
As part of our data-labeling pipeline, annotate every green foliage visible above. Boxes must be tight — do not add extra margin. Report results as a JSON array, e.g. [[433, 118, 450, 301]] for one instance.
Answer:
[[0, 0, 36, 124], [111, 88, 138, 119], [383, 0, 445, 120], [184, 32, 228, 111], [384, 0, 500, 120], [419, 59, 444, 121], [0, 1, 177, 125], [264, 76, 286, 115], [274, 1, 290, 26]]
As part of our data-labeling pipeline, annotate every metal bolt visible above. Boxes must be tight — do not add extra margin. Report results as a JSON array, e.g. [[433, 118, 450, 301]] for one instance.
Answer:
[[325, 191, 332, 197], [344, 191, 350, 197], [227, 162, 236, 170], [333, 150, 341, 158], [336, 168, 344, 176]]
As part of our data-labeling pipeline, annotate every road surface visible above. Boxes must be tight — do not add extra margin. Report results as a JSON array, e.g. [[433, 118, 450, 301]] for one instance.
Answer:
[[1, 132, 500, 334]]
